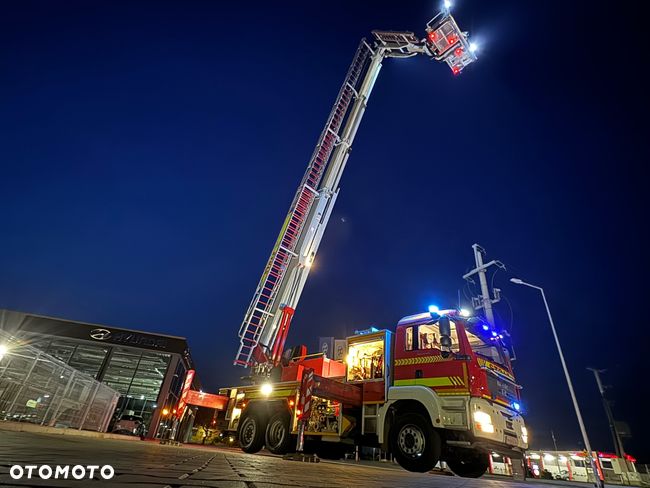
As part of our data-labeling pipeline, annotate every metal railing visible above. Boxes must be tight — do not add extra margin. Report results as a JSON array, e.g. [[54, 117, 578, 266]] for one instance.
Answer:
[[0, 330, 119, 431]]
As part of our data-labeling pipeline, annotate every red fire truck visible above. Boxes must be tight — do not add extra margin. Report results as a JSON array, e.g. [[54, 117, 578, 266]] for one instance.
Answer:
[[218, 6, 528, 478], [221, 310, 527, 476]]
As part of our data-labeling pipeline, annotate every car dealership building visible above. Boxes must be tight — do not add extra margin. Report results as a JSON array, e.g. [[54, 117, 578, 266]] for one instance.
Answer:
[[0, 309, 198, 438]]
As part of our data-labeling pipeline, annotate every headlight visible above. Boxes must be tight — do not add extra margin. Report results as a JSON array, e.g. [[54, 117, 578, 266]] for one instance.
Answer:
[[521, 426, 528, 444], [473, 410, 494, 434], [261, 383, 273, 396]]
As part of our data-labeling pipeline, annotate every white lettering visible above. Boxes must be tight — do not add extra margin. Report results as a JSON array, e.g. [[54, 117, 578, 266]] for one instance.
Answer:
[[8, 464, 114, 480], [38, 465, 53, 479], [71, 465, 85, 480], [100, 465, 115, 479], [9, 466, 23, 479]]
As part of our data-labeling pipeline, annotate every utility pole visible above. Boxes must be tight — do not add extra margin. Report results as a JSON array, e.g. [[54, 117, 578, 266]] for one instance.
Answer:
[[551, 430, 561, 473], [462, 243, 505, 327], [587, 367, 626, 458]]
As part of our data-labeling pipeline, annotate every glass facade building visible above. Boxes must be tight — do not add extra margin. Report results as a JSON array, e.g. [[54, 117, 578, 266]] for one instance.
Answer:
[[0, 329, 119, 431], [0, 309, 198, 438]]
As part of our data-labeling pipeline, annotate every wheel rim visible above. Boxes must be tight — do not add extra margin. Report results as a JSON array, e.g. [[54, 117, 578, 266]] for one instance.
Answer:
[[398, 424, 426, 458], [267, 418, 286, 448], [240, 417, 256, 447]]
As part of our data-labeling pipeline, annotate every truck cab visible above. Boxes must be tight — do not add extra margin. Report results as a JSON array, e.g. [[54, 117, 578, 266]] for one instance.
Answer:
[[377, 309, 528, 475]]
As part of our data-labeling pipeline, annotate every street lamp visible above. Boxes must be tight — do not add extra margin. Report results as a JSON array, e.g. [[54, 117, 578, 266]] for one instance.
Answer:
[[510, 278, 604, 488]]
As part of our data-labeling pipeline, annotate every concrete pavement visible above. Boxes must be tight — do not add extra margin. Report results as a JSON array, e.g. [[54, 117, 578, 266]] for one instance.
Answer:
[[0, 430, 572, 488]]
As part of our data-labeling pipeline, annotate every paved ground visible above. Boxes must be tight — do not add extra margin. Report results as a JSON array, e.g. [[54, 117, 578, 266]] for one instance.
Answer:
[[0, 431, 565, 488]]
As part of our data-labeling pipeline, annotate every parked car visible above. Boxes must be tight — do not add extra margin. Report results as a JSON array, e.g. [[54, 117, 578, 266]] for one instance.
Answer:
[[112, 414, 144, 436]]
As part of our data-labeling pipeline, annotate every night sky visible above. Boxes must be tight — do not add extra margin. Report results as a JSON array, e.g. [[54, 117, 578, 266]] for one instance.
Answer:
[[1, 1, 647, 461]]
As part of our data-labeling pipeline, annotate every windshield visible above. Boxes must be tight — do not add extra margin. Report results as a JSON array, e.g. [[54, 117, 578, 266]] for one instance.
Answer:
[[465, 329, 507, 366], [403, 319, 509, 367]]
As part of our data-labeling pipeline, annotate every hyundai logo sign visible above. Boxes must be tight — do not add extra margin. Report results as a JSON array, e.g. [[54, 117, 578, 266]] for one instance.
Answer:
[[89, 328, 112, 341]]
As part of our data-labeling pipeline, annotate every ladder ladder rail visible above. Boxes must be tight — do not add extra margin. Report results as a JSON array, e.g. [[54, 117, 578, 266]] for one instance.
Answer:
[[235, 40, 373, 367]]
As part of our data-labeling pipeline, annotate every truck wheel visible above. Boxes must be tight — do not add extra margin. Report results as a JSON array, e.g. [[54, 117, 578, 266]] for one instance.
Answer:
[[390, 413, 441, 473], [265, 411, 293, 455], [238, 410, 266, 454], [447, 450, 489, 478]]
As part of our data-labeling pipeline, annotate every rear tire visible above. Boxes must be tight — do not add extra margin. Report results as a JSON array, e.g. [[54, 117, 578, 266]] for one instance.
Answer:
[[390, 412, 441, 473], [265, 411, 293, 455], [446, 449, 489, 478], [238, 409, 266, 454]]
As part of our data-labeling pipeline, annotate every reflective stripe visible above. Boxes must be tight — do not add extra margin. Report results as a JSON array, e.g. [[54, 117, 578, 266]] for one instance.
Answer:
[[246, 388, 296, 399], [476, 357, 515, 381], [394, 376, 464, 388], [394, 355, 451, 366]]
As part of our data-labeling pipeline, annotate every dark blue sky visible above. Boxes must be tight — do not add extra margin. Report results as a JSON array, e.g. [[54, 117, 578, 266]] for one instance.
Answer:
[[1, 1, 647, 460]]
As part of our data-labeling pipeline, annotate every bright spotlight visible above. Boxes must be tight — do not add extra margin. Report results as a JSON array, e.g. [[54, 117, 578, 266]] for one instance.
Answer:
[[459, 308, 471, 317], [469, 42, 479, 53], [261, 382, 273, 396], [428, 305, 440, 314], [0, 344, 8, 359], [443, 0, 453, 9]]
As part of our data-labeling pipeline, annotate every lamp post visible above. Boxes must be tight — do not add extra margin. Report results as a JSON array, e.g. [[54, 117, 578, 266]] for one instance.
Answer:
[[510, 278, 604, 488]]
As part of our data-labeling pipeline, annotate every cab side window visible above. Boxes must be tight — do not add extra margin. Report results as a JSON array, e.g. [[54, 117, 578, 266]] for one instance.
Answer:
[[418, 324, 439, 349], [405, 326, 413, 351]]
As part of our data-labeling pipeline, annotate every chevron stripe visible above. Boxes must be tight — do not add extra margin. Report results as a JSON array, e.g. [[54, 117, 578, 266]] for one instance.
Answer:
[[449, 376, 465, 387], [476, 357, 515, 381], [394, 355, 451, 367]]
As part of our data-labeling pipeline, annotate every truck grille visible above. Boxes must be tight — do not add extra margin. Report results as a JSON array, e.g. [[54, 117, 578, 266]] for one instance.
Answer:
[[486, 371, 518, 405]]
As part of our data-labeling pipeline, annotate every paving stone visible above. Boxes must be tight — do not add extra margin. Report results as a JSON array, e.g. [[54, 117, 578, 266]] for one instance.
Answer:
[[0, 430, 549, 488]]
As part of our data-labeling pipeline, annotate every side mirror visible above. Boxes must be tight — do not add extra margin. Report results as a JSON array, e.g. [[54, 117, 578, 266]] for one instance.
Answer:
[[439, 317, 452, 358]]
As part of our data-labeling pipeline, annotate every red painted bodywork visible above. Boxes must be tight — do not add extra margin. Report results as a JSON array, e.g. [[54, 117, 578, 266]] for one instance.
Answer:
[[362, 380, 386, 402], [393, 319, 517, 405], [280, 355, 346, 382]]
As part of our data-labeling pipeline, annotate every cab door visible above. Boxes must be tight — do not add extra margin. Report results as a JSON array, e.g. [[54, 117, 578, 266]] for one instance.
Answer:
[[393, 322, 469, 394]]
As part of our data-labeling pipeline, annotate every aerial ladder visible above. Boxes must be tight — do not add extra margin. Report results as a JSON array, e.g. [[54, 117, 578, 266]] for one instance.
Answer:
[[234, 7, 478, 376]]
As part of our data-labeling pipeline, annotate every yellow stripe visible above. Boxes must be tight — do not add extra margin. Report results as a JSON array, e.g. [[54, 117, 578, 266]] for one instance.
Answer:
[[482, 394, 511, 407], [476, 357, 515, 381], [394, 377, 455, 387], [246, 388, 296, 399], [394, 355, 451, 367]]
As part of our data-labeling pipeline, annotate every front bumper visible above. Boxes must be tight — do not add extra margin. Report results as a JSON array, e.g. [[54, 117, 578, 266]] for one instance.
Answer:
[[469, 397, 528, 451]]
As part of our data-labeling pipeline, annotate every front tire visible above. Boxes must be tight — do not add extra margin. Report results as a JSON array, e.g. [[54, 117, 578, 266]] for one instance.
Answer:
[[238, 410, 266, 454], [265, 411, 293, 455], [446, 449, 489, 478], [390, 413, 441, 473]]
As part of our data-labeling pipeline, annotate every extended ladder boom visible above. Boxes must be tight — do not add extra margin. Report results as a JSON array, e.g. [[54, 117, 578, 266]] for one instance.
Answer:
[[235, 10, 477, 369]]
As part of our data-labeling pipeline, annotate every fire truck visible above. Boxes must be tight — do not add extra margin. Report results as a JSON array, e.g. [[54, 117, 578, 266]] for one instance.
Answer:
[[218, 6, 528, 477]]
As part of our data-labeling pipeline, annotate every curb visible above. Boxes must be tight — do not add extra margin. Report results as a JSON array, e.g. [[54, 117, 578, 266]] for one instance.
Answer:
[[0, 421, 141, 441]]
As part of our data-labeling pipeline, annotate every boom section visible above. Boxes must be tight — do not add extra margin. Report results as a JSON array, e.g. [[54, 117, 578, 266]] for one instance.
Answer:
[[235, 14, 477, 369]]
